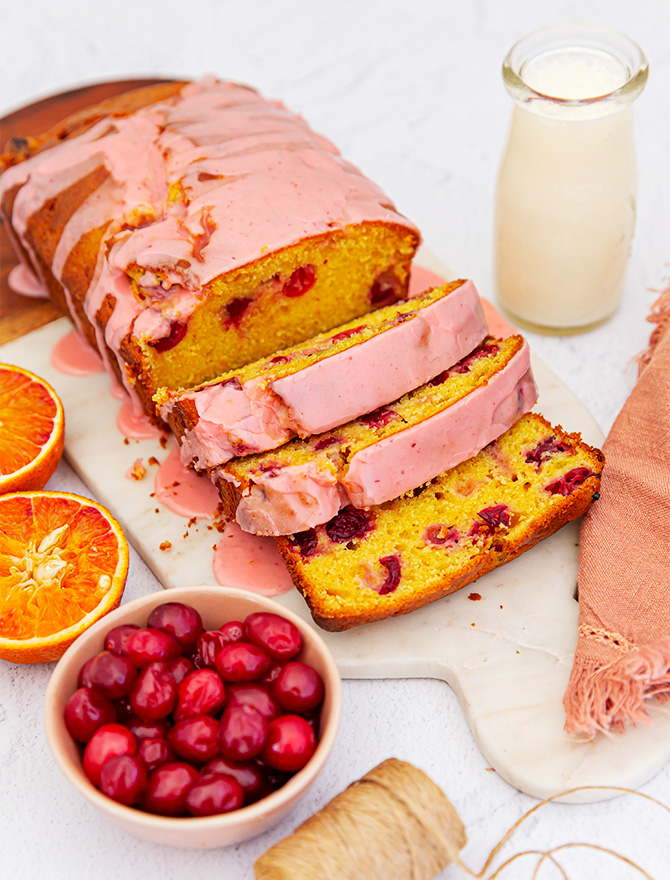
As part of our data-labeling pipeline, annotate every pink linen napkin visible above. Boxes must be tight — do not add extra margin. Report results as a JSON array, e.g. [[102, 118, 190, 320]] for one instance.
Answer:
[[564, 286, 670, 736]]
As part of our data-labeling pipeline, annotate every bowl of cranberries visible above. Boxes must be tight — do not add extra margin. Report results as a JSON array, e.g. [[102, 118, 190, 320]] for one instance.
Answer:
[[44, 586, 342, 847]]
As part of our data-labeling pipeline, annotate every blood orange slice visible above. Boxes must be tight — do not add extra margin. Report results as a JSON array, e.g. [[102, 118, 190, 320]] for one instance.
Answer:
[[0, 364, 65, 494], [0, 491, 129, 663]]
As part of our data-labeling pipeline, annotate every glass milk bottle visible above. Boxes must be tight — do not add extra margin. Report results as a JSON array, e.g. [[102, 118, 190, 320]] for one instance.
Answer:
[[494, 26, 648, 332]]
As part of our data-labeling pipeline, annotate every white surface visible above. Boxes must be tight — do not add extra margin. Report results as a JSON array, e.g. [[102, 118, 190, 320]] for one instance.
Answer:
[[1, 1, 670, 878]]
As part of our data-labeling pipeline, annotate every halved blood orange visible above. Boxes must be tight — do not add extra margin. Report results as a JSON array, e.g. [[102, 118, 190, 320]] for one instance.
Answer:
[[0, 491, 129, 663], [0, 363, 65, 494]]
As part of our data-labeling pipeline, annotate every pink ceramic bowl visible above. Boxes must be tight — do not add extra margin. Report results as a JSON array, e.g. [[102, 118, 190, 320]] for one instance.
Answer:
[[44, 585, 342, 848]]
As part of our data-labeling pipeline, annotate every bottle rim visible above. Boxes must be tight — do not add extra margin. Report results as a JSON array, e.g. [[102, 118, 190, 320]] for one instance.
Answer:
[[503, 24, 648, 108]]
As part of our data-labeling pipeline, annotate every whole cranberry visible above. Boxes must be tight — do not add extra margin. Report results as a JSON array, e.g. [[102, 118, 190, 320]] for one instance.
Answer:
[[196, 630, 231, 668], [167, 656, 195, 684], [273, 661, 325, 713], [79, 651, 137, 700], [244, 612, 302, 660], [126, 628, 182, 667], [83, 723, 138, 788], [147, 602, 204, 652], [77, 656, 95, 688], [142, 762, 199, 816], [99, 754, 148, 806], [218, 704, 267, 761], [104, 623, 140, 656], [138, 737, 176, 774], [168, 715, 220, 764], [262, 715, 316, 773], [129, 661, 178, 722], [218, 620, 244, 643], [259, 663, 284, 688], [215, 642, 272, 682], [200, 757, 264, 801], [175, 669, 226, 720], [63, 687, 117, 743], [185, 775, 244, 817], [227, 683, 280, 721], [126, 717, 170, 741]]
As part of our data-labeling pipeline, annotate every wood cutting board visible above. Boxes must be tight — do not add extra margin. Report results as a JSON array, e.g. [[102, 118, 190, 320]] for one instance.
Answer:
[[3, 83, 670, 805]]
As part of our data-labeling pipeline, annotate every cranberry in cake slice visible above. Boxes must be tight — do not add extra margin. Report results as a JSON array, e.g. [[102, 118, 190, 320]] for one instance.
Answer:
[[213, 335, 538, 536]]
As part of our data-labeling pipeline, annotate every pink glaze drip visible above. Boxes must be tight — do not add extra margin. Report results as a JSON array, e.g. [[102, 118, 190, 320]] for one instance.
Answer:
[[50, 329, 105, 375], [154, 444, 220, 519], [212, 522, 294, 595], [8, 262, 47, 298], [117, 396, 163, 440], [170, 280, 487, 469]]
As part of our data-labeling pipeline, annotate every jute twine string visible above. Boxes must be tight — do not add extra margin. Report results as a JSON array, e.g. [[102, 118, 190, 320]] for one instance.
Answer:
[[255, 765, 670, 880], [254, 758, 467, 880]]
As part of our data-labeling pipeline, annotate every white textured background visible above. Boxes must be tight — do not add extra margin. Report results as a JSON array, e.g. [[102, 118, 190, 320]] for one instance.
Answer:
[[1, 1, 670, 878]]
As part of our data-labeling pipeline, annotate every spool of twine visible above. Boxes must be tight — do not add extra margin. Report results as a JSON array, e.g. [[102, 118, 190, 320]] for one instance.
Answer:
[[254, 758, 467, 880]]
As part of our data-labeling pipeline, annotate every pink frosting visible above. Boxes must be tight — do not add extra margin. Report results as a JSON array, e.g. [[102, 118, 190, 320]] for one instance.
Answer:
[[0, 78, 417, 402], [212, 523, 294, 595], [154, 444, 220, 518], [50, 329, 105, 375], [171, 279, 487, 469], [8, 263, 47, 298], [230, 341, 538, 535]]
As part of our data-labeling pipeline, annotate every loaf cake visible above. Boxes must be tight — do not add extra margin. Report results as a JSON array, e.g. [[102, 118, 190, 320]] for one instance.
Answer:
[[156, 279, 488, 469], [0, 77, 419, 419], [215, 335, 538, 535], [276, 413, 604, 630]]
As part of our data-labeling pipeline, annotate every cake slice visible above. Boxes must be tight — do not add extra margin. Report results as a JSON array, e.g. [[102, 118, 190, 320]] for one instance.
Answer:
[[157, 279, 487, 469], [276, 413, 604, 630], [0, 78, 419, 419], [214, 335, 538, 535]]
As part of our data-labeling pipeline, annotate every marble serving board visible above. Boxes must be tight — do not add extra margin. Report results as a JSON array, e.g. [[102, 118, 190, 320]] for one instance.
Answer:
[[3, 315, 670, 804]]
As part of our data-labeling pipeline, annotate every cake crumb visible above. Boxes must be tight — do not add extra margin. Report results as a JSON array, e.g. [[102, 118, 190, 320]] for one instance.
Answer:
[[148, 456, 159, 466], [126, 458, 146, 480], [159, 541, 172, 551], [123, 438, 130, 446], [471, 622, 476, 627], [468, 592, 482, 601], [159, 435, 168, 449], [154, 508, 160, 514]]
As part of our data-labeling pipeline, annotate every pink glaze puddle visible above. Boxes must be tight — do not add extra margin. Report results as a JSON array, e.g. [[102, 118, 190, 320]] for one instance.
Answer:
[[408, 265, 449, 298], [155, 444, 220, 519], [117, 397, 163, 440], [213, 522, 294, 595], [408, 265, 517, 338], [8, 263, 47, 298], [50, 329, 105, 375]]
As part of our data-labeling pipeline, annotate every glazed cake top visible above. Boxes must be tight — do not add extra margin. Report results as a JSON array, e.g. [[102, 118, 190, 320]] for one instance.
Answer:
[[1, 77, 418, 293]]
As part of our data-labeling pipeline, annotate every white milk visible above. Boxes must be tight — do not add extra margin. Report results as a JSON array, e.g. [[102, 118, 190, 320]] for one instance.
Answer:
[[495, 36, 645, 331]]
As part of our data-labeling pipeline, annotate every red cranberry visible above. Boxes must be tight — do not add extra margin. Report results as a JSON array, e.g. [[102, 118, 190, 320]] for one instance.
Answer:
[[147, 602, 204, 652], [196, 630, 231, 668], [218, 620, 244, 643], [244, 612, 302, 660], [142, 762, 199, 816], [282, 265, 316, 298], [99, 754, 148, 806], [368, 268, 402, 306], [227, 683, 280, 720], [126, 628, 182, 667], [360, 406, 396, 428], [83, 723, 138, 788], [129, 661, 178, 722], [175, 669, 226, 720], [104, 623, 140, 656], [167, 655, 195, 684], [378, 554, 401, 594], [289, 529, 318, 558], [148, 320, 188, 352], [225, 296, 253, 327], [273, 662, 325, 713], [325, 506, 375, 543], [137, 737, 175, 774], [218, 705, 267, 761], [126, 717, 170, 741], [477, 505, 511, 528], [79, 651, 137, 699], [63, 687, 117, 743], [168, 715, 220, 764], [259, 663, 285, 688], [201, 757, 264, 800], [262, 715, 316, 773], [215, 642, 272, 682], [546, 467, 595, 496], [185, 775, 244, 817]]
